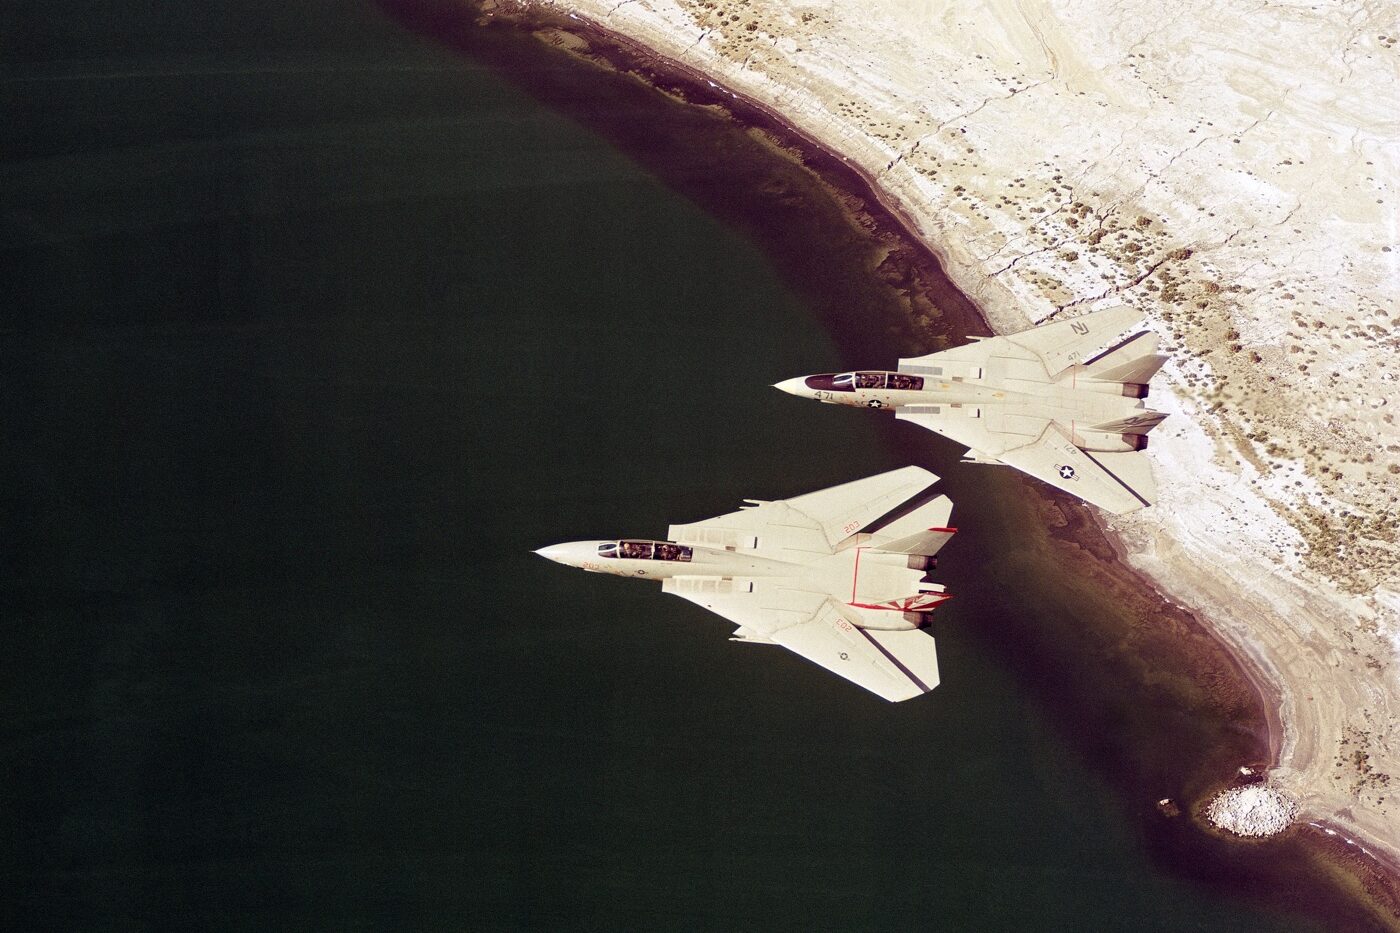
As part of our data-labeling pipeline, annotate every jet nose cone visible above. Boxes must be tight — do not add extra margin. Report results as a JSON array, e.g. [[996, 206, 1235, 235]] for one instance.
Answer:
[[772, 377, 809, 396], [533, 544, 569, 564], [534, 541, 599, 568]]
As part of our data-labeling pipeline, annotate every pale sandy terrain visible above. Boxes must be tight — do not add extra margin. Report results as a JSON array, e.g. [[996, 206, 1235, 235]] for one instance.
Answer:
[[524, 0, 1400, 863]]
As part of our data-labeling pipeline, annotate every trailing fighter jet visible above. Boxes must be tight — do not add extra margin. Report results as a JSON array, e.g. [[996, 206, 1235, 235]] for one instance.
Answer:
[[535, 467, 954, 702], [774, 306, 1167, 514]]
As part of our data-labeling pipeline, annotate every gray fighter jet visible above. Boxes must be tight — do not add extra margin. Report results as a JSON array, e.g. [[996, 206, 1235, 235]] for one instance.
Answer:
[[774, 306, 1167, 514], [536, 467, 953, 702]]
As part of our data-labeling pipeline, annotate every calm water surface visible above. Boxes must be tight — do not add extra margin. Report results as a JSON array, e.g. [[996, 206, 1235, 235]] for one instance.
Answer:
[[3, 2, 1321, 929]]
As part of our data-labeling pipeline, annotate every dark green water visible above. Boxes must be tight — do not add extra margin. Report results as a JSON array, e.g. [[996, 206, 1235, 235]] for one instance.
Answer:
[[1, 2, 1327, 929]]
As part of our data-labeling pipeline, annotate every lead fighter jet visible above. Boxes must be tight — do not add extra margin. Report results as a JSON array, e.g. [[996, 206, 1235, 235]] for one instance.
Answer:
[[535, 467, 953, 702], [774, 306, 1167, 514]]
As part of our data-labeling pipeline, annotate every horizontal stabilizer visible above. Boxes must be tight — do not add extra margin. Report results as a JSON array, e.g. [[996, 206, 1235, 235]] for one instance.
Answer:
[[769, 600, 938, 701], [873, 528, 956, 558], [1085, 449, 1159, 507], [1084, 332, 1168, 385], [1088, 410, 1168, 435]]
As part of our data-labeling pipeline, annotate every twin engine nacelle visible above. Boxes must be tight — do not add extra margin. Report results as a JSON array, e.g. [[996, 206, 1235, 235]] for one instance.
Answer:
[[1076, 430, 1150, 452], [854, 612, 933, 631]]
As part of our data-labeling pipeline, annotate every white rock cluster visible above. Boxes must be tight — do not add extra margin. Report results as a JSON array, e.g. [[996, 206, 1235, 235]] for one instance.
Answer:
[[1206, 784, 1298, 837]]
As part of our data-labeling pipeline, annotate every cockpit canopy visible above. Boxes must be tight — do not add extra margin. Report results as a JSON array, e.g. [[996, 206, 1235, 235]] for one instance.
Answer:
[[597, 540, 693, 562], [803, 371, 924, 392]]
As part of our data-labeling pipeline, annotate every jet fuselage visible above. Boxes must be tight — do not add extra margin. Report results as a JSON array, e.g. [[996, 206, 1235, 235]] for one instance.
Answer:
[[535, 539, 798, 579], [774, 371, 1152, 452], [535, 537, 949, 624]]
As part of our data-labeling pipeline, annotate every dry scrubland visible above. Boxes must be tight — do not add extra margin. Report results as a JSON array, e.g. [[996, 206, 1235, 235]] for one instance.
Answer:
[[525, 0, 1400, 858]]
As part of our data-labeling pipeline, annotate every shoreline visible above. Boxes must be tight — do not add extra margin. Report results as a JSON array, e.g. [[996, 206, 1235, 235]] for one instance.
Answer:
[[379, 0, 1400, 926], [491, 4, 1400, 891], [512, 0, 1296, 800]]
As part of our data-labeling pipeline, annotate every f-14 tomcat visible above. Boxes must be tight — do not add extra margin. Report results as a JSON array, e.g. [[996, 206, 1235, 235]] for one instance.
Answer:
[[535, 467, 954, 702], [774, 306, 1167, 514]]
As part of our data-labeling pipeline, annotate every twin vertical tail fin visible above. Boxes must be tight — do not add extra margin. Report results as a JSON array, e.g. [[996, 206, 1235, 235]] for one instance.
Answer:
[[861, 494, 956, 625], [1087, 410, 1168, 436]]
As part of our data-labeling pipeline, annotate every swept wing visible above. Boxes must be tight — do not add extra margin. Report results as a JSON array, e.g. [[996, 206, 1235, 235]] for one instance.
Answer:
[[990, 424, 1156, 513], [896, 405, 1025, 458], [899, 305, 1142, 379], [667, 465, 937, 559], [772, 601, 938, 702], [663, 577, 938, 702], [897, 409, 1155, 513]]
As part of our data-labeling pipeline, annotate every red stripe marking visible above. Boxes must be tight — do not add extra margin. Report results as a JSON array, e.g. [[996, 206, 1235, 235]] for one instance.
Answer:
[[848, 594, 953, 612], [926, 526, 957, 533]]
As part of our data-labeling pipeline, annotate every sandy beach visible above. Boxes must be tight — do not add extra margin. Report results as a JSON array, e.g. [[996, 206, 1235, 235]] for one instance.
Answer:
[[492, 0, 1400, 900]]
